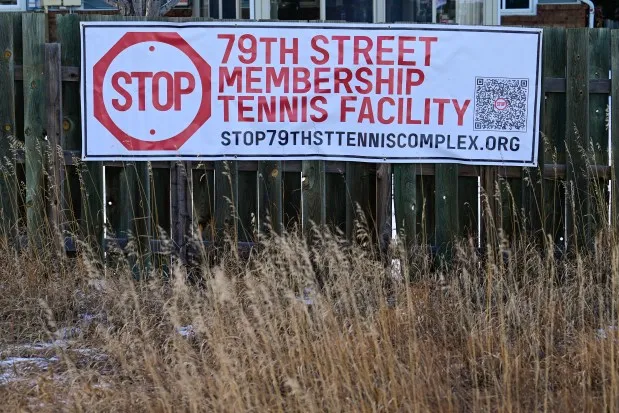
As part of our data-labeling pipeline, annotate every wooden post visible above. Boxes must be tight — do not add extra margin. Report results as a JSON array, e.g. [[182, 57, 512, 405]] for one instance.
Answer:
[[22, 13, 47, 248], [171, 161, 191, 265], [236, 167, 257, 243], [44, 42, 63, 251], [565, 28, 590, 254], [301, 160, 326, 240], [435, 164, 458, 265], [611, 31, 619, 232], [393, 164, 416, 271], [258, 160, 283, 235], [131, 161, 152, 274], [480, 166, 499, 260], [375, 163, 392, 258], [541, 28, 567, 248], [346, 162, 372, 244], [0, 14, 18, 241], [588, 29, 611, 239], [215, 160, 238, 248], [56, 14, 104, 256]]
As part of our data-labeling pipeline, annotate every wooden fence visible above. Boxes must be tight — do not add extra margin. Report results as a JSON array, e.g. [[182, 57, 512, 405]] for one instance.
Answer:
[[1, 13, 619, 271]]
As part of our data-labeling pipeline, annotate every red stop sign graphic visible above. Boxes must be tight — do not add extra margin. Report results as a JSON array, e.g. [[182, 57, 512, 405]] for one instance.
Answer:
[[93, 32, 211, 151], [494, 98, 508, 111]]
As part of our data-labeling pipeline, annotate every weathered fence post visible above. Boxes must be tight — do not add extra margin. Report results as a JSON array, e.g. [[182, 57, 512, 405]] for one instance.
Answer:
[[346, 162, 372, 244], [587, 28, 611, 242], [171, 161, 191, 265], [611, 31, 619, 232], [302, 160, 326, 239], [435, 164, 459, 265], [565, 28, 590, 253], [215, 160, 238, 250], [56, 14, 104, 257], [375, 163, 392, 258], [480, 166, 499, 254], [22, 13, 47, 248], [541, 28, 567, 248], [0, 14, 18, 242], [258, 160, 283, 235], [44, 42, 64, 251], [394, 164, 416, 275]]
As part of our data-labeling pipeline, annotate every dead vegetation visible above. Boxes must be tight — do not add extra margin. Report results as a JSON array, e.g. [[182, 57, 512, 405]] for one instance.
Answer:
[[1, 216, 619, 412]]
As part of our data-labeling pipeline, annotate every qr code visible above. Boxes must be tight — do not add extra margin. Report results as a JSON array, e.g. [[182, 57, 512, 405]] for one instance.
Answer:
[[473, 77, 529, 133]]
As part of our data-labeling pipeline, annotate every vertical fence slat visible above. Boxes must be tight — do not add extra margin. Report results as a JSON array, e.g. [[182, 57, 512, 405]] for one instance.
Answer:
[[258, 160, 283, 235], [57, 14, 104, 254], [375, 163, 392, 256], [0, 15, 17, 240], [325, 168, 346, 234], [435, 164, 458, 262], [237, 167, 257, 242], [171, 161, 191, 265], [394, 164, 416, 258], [521, 31, 545, 245], [480, 166, 499, 252], [44, 43, 62, 247], [55, 14, 81, 237], [611, 30, 619, 231], [588, 28, 611, 238], [192, 166, 214, 241], [215, 160, 238, 245], [135, 161, 152, 273], [458, 174, 479, 241], [542, 28, 567, 247], [302, 160, 326, 238], [346, 162, 372, 243], [565, 28, 590, 252], [22, 13, 46, 246]]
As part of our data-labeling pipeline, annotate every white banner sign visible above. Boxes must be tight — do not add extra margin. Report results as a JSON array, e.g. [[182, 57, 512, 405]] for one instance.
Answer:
[[80, 21, 542, 166]]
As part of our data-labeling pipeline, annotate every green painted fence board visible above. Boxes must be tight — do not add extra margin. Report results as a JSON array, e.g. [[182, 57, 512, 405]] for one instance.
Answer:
[[215, 160, 238, 244], [325, 169, 346, 234], [258, 160, 283, 235], [458, 174, 478, 240], [417, 174, 434, 246], [237, 168, 257, 242], [283, 170, 301, 232], [0, 15, 18, 240], [58, 14, 104, 254], [302, 160, 326, 239], [394, 164, 416, 247], [435, 164, 458, 262], [346, 162, 373, 244], [611, 31, 619, 231], [542, 28, 567, 247], [587, 28, 611, 238], [565, 28, 590, 252], [192, 166, 214, 240], [22, 13, 46, 246]]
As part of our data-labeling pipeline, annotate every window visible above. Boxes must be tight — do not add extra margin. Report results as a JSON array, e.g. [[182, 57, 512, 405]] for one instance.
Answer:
[[271, 0, 320, 20], [500, 0, 536, 15], [258, 0, 495, 24], [0, 0, 25, 10], [325, 0, 373, 22], [436, 0, 484, 23], [210, 0, 252, 19], [386, 0, 432, 23]]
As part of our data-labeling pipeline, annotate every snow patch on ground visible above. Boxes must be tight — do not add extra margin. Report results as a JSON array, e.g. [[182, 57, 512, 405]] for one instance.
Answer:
[[176, 325, 195, 338], [0, 356, 59, 385]]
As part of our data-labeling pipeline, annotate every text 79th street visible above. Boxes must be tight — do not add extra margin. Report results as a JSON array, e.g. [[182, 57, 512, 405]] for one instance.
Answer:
[[213, 33, 470, 126]]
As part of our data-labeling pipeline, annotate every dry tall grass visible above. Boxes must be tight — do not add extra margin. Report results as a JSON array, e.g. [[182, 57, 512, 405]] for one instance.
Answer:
[[1, 215, 619, 412]]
